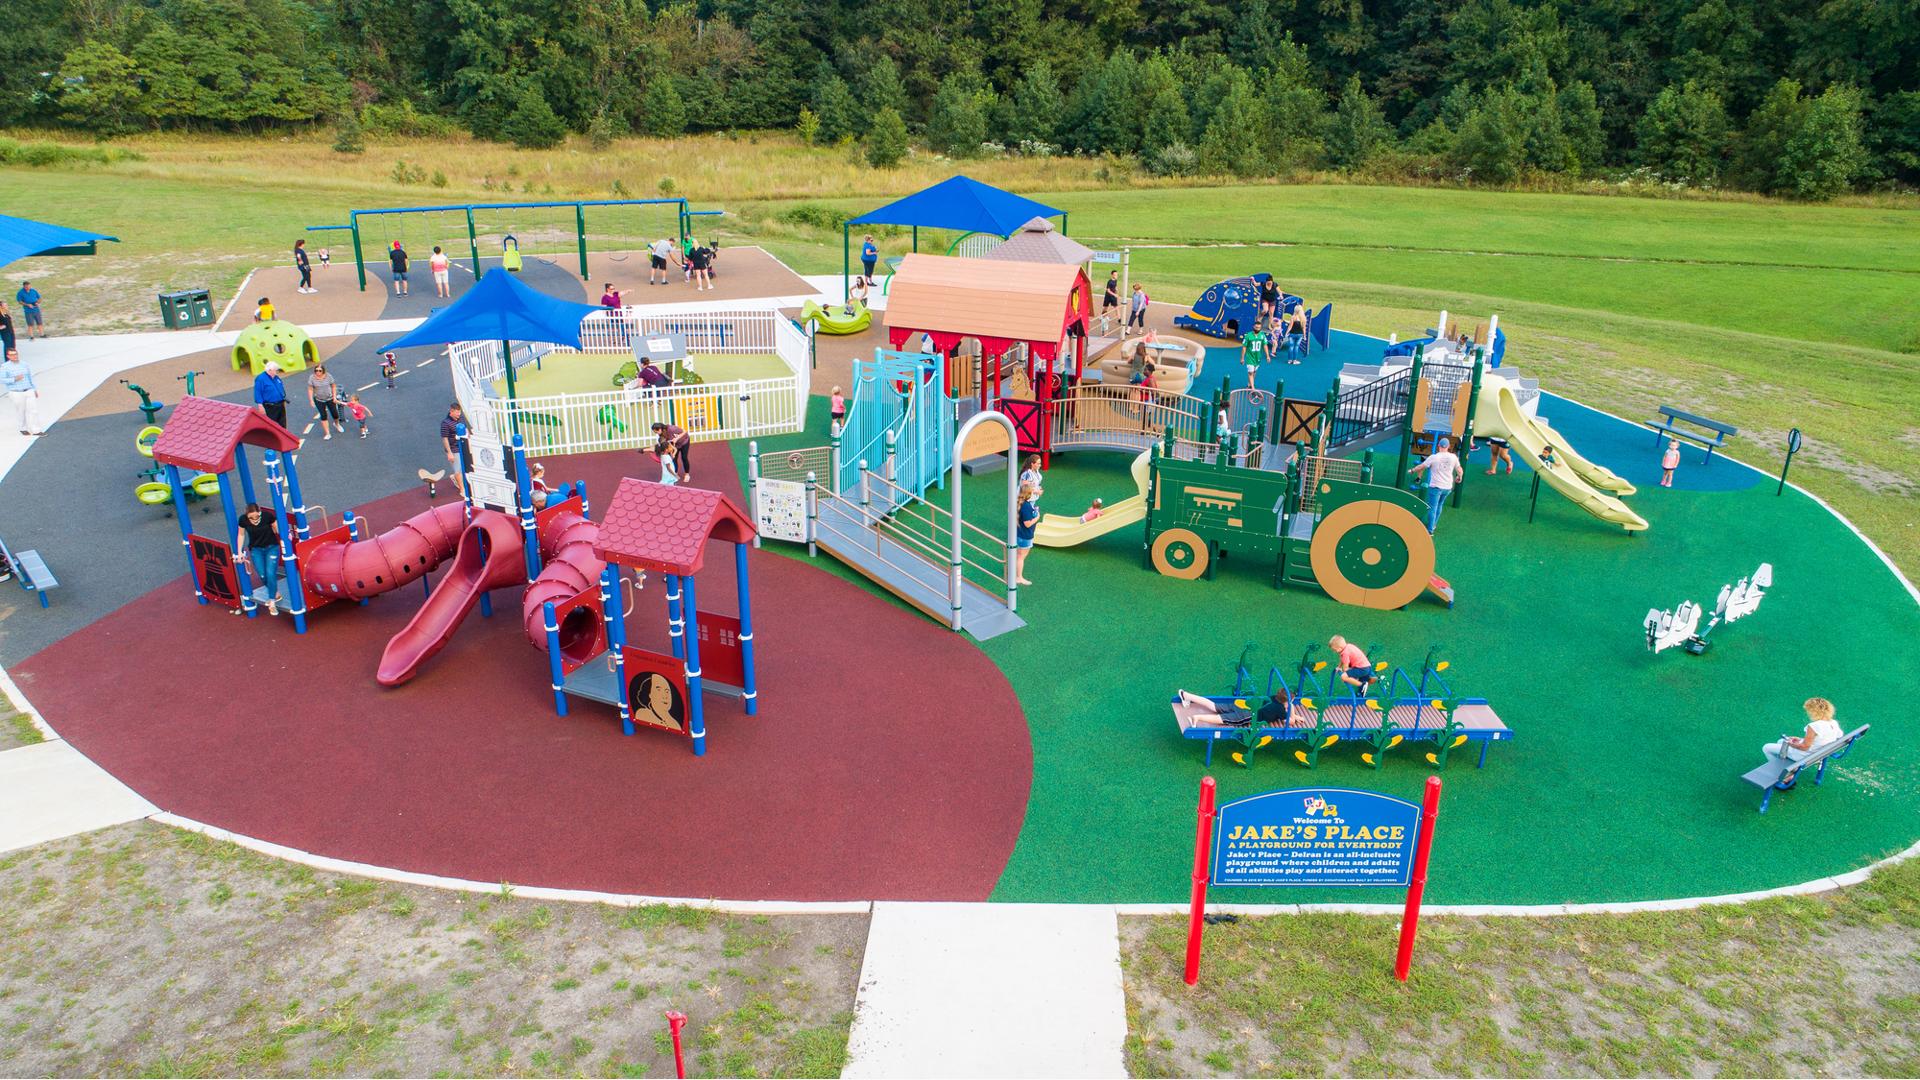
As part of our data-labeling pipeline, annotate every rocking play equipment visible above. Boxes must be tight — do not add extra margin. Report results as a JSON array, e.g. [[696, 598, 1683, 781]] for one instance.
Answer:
[[800, 298, 873, 335]]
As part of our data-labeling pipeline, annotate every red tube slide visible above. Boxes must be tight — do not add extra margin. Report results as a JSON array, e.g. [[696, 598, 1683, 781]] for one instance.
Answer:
[[519, 506, 609, 669], [304, 502, 471, 602], [376, 509, 528, 685]]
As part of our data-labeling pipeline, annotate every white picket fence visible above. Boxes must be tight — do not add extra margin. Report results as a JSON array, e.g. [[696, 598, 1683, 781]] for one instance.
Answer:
[[448, 306, 811, 453]]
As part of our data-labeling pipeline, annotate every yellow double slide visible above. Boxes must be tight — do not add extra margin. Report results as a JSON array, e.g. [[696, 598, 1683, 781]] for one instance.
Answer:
[[1474, 378, 1648, 533]]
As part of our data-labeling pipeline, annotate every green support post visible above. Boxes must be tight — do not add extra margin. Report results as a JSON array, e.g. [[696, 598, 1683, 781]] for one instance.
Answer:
[[576, 204, 589, 280], [1395, 347, 1425, 489], [351, 216, 367, 292], [1320, 382, 1339, 452], [842, 223, 851, 302], [1060, 212, 1068, 235], [912, 225, 918, 252], [1361, 449, 1375, 485], [466, 207, 481, 278]]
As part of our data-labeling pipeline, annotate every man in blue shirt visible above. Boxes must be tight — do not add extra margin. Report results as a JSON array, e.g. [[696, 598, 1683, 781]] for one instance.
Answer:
[[2, 347, 42, 435], [253, 361, 288, 428], [15, 282, 44, 339]]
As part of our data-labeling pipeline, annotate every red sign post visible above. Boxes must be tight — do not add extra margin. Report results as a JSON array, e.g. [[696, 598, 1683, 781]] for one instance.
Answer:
[[1394, 775, 1443, 982], [1183, 776, 1217, 986]]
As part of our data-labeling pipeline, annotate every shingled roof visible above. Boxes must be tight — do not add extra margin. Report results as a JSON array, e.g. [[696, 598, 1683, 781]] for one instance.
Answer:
[[592, 478, 756, 576], [883, 253, 1091, 351], [150, 395, 300, 473]]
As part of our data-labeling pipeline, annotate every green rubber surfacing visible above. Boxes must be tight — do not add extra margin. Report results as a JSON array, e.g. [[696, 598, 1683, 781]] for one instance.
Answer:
[[739, 396, 1920, 907]]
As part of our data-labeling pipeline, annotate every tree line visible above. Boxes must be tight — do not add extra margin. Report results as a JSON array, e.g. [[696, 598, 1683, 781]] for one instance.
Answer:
[[4, 0, 1916, 199]]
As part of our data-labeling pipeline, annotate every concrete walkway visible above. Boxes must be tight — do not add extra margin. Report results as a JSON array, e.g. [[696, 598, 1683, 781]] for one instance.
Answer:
[[842, 902, 1128, 1078]]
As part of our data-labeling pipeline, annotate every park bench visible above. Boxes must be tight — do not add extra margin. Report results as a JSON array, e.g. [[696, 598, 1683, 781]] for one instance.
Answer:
[[0, 537, 59, 609], [1741, 724, 1869, 812], [1647, 406, 1737, 461]]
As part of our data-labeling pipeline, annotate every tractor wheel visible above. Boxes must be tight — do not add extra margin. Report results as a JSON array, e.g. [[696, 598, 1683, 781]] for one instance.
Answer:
[[1308, 499, 1436, 610], [1151, 528, 1210, 580]]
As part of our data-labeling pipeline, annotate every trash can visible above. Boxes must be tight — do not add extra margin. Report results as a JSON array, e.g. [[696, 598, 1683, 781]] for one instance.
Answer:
[[157, 290, 189, 329], [187, 288, 215, 326]]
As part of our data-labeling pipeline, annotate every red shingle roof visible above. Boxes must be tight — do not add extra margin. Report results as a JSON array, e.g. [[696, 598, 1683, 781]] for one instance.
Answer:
[[593, 477, 756, 576], [150, 395, 300, 473]]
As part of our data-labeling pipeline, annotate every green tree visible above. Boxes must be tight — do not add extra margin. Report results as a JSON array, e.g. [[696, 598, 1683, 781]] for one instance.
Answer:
[[795, 106, 821, 145], [1636, 80, 1730, 183], [1451, 86, 1527, 183], [501, 80, 568, 148], [1779, 84, 1867, 199], [640, 75, 687, 136], [1732, 78, 1806, 192], [1326, 74, 1393, 167], [1558, 81, 1605, 173], [56, 41, 141, 135], [928, 69, 991, 156], [810, 68, 861, 142], [333, 112, 367, 154], [1868, 91, 1920, 186], [1141, 86, 1186, 159], [1196, 69, 1267, 177], [857, 57, 909, 124], [1006, 60, 1065, 147], [866, 105, 910, 167]]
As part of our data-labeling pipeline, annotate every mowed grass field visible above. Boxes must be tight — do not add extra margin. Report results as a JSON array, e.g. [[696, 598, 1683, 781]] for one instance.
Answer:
[[4, 137, 1918, 576]]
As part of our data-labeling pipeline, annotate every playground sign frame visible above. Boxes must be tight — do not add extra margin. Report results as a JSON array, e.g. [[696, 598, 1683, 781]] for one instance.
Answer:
[[1184, 776, 1442, 985]]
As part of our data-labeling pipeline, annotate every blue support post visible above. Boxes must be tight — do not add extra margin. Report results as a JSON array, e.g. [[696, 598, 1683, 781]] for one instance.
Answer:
[[217, 471, 258, 618], [666, 572, 685, 660], [263, 451, 308, 634], [233, 444, 257, 507], [455, 422, 474, 524], [345, 510, 369, 605], [682, 572, 706, 756], [577, 479, 590, 520], [734, 544, 757, 716], [543, 599, 569, 717], [604, 565, 632, 736], [513, 435, 540, 581], [283, 453, 312, 540], [166, 464, 206, 605]]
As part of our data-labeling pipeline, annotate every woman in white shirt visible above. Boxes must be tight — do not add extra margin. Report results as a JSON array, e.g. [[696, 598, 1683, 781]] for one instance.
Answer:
[[1763, 697, 1844, 765]]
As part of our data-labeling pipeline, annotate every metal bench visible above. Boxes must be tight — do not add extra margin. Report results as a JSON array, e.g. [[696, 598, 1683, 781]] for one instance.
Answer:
[[1648, 406, 1737, 461], [0, 537, 59, 609], [1741, 724, 1869, 812]]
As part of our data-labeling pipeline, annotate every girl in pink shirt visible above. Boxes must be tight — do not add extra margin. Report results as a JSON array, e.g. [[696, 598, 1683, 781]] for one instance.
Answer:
[[1660, 439, 1681, 487], [830, 386, 846, 429]]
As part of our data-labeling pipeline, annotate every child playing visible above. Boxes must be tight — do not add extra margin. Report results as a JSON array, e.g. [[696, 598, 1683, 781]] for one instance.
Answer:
[[254, 296, 275, 322], [1328, 635, 1374, 695], [530, 462, 553, 496], [1660, 438, 1681, 487], [829, 385, 846, 429], [1013, 481, 1040, 585], [381, 353, 399, 389], [1539, 444, 1560, 470], [346, 394, 371, 438], [1080, 498, 1105, 524], [318, 247, 331, 269]]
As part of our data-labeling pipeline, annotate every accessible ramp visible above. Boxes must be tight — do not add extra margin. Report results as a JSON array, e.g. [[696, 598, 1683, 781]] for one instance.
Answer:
[[1475, 378, 1648, 532]]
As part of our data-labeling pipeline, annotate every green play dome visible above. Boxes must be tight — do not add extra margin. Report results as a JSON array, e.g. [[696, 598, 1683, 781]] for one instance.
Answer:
[[231, 319, 317, 376]]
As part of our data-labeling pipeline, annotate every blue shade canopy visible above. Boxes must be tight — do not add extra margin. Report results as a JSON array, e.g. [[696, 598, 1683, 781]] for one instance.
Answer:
[[846, 175, 1064, 236], [383, 268, 604, 350], [0, 214, 119, 269]]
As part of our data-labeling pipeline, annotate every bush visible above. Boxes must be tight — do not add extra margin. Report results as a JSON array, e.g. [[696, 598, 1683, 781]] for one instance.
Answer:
[[587, 111, 622, 149], [500, 82, 567, 150], [0, 138, 132, 167], [1148, 140, 1197, 176], [430, 169, 448, 188], [332, 113, 366, 154], [796, 107, 821, 146], [866, 106, 909, 168], [776, 203, 846, 230], [361, 100, 459, 138], [388, 159, 427, 184]]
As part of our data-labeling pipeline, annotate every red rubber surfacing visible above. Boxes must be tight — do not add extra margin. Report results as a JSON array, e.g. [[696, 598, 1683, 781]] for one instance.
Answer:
[[13, 450, 1032, 901]]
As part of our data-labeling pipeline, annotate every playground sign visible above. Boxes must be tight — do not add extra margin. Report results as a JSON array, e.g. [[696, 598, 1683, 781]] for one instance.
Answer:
[[1090, 250, 1124, 263], [1211, 788, 1421, 887]]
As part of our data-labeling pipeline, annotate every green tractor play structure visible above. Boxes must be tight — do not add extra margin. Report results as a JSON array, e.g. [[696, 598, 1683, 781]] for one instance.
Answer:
[[1142, 429, 1449, 611], [231, 319, 317, 376]]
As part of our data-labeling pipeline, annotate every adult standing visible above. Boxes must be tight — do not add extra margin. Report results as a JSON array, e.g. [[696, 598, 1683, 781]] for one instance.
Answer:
[[14, 282, 45, 339], [690, 240, 714, 292], [860, 235, 879, 286], [440, 403, 470, 496], [600, 282, 623, 311], [651, 421, 691, 483], [235, 503, 283, 614], [1407, 436, 1464, 534], [388, 241, 410, 297], [1127, 283, 1149, 336], [1258, 274, 1279, 321], [307, 361, 345, 440], [0, 300, 14, 357], [253, 361, 289, 428], [648, 237, 675, 285], [2, 348, 43, 436], [429, 245, 451, 298], [294, 238, 314, 294]]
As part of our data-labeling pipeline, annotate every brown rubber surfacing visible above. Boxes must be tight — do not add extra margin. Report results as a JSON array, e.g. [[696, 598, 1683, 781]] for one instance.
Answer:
[[13, 450, 1032, 901]]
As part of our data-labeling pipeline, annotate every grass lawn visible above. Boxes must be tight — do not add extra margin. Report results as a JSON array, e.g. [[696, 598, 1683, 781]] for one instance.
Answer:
[[500, 351, 787, 398], [0, 822, 863, 1078], [1122, 853, 1920, 1077]]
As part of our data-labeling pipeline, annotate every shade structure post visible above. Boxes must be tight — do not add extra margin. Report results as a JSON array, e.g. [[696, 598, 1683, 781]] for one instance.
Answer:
[[466, 206, 480, 276]]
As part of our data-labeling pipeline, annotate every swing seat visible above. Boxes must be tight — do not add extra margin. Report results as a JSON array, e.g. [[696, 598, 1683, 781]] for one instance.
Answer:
[[502, 248, 524, 272]]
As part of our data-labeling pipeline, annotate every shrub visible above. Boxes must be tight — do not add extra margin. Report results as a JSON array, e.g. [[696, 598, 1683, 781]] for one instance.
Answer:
[[776, 203, 846, 230], [1148, 140, 1197, 176], [796, 107, 821, 146], [388, 159, 427, 184], [500, 83, 567, 150], [430, 169, 448, 188], [361, 100, 459, 138], [866, 106, 909, 168], [332, 113, 366, 154]]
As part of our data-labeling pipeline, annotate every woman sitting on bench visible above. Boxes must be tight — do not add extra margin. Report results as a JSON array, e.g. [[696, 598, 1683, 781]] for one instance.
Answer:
[[1762, 697, 1844, 766]]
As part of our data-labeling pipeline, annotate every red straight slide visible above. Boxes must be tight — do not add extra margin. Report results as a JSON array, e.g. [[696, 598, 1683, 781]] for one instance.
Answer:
[[375, 509, 529, 686]]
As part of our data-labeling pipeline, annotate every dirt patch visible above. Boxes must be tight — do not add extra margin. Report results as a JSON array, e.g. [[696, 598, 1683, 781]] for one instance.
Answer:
[[0, 708, 44, 750], [0, 822, 866, 1077], [1121, 855, 1920, 1077]]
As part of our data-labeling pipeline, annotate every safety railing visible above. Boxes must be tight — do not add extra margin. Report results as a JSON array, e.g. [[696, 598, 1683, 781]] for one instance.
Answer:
[[1327, 367, 1411, 451], [1048, 384, 1209, 452], [1296, 453, 1368, 516]]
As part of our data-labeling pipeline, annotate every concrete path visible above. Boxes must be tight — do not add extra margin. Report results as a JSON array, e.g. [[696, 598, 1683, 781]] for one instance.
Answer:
[[0, 740, 156, 856], [842, 902, 1128, 1078]]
